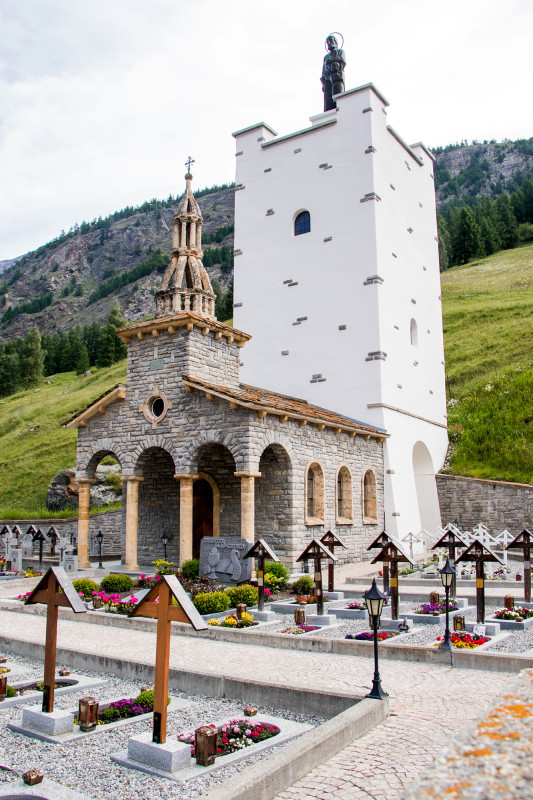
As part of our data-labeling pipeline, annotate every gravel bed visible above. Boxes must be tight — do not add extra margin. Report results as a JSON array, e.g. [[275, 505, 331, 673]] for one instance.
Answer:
[[0, 653, 324, 800]]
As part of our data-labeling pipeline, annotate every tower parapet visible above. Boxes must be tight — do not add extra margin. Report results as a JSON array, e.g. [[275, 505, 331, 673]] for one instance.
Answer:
[[155, 170, 216, 319]]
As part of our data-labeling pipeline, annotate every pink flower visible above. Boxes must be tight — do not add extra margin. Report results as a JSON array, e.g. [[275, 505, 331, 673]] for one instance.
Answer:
[[245, 729, 251, 736]]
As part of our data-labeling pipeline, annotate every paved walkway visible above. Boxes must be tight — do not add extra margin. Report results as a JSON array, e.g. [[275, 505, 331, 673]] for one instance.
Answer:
[[0, 607, 515, 800]]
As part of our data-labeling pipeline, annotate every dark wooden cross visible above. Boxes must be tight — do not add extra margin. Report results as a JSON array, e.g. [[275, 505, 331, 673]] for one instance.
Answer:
[[129, 575, 207, 744], [371, 540, 415, 620], [506, 529, 532, 603], [456, 540, 503, 623], [46, 527, 60, 557], [320, 531, 347, 592], [24, 566, 86, 712], [31, 528, 46, 568], [296, 539, 336, 615], [367, 530, 394, 594], [432, 528, 469, 598], [185, 156, 195, 173], [242, 539, 279, 611]]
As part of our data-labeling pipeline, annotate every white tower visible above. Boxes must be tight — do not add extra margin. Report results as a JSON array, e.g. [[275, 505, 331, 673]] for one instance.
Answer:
[[232, 82, 448, 539]]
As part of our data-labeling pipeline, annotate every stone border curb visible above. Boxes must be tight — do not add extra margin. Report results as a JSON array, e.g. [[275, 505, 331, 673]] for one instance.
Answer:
[[198, 697, 389, 800], [0, 777, 92, 799]]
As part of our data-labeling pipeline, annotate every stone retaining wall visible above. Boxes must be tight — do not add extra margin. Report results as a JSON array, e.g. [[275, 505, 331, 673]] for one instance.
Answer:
[[0, 509, 122, 557], [436, 473, 532, 531]]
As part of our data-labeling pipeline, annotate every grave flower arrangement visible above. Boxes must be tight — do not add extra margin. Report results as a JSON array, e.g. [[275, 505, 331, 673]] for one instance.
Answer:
[[177, 718, 280, 758], [434, 632, 490, 649], [16, 591, 32, 601], [208, 612, 256, 628], [487, 567, 513, 581], [413, 600, 459, 615], [494, 606, 533, 621], [346, 600, 366, 610], [345, 631, 398, 641], [279, 624, 319, 635], [294, 595, 329, 605], [91, 590, 139, 614]]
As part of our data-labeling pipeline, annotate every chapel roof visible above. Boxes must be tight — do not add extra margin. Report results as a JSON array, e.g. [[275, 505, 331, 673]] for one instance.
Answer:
[[115, 311, 250, 345], [182, 375, 388, 439], [63, 384, 126, 429]]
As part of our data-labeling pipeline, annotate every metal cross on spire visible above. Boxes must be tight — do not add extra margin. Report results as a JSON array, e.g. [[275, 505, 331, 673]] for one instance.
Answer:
[[185, 156, 195, 173]]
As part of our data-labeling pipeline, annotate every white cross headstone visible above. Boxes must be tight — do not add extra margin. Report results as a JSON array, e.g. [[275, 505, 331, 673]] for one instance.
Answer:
[[496, 529, 513, 567], [401, 532, 420, 565]]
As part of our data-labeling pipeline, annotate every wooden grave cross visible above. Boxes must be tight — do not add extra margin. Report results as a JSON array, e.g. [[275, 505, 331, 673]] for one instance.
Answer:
[[129, 575, 207, 744], [432, 528, 470, 598], [46, 526, 60, 557], [505, 529, 533, 603], [242, 539, 279, 611], [371, 540, 415, 620], [24, 566, 86, 712], [456, 540, 503, 623], [367, 530, 395, 594], [31, 528, 46, 568], [296, 539, 336, 615], [320, 531, 347, 592]]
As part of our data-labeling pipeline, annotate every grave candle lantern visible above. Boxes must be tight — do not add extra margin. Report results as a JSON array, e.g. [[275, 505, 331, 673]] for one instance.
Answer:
[[0, 674, 7, 699], [23, 770, 44, 786], [78, 696, 99, 732], [504, 595, 514, 610], [429, 591, 440, 606], [194, 725, 218, 766], [294, 605, 306, 625], [453, 615, 465, 631], [236, 603, 246, 620], [93, 595, 102, 609]]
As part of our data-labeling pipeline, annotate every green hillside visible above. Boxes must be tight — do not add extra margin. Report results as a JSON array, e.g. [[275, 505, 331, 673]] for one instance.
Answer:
[[0, 244, 531, 517], [442, 243, 533, 483]]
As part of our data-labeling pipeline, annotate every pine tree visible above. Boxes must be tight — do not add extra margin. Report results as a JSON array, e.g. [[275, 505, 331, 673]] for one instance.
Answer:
[[450, 207, 484, 265], [105, 302, 127, 362], [76, 344, 90, 375], [96, 324, 116, 368], [0, 348, 20, 397], [18, 327, 44, 388], [437, 214, 451, 271], [496, 194, 518, 249]]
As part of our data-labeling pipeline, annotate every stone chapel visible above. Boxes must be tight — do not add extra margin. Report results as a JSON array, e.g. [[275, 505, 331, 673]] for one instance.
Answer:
[[66, 171, 386, 570]]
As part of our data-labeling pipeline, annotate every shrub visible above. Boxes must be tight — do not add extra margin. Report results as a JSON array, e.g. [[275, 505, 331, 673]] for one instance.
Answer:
[[6, 685, 16, 698], [193, 591, 230, 615], [180, 558, 199, 579], [264, 561, 289, 584], [225, 584, 259, 607], [72, 578, 99, 597], [99, 573, 134, 593], [134, 689, 170, 707], [264, 572, 285, 592], [292, 575, 314, 595], [152, 559, 175, 576]]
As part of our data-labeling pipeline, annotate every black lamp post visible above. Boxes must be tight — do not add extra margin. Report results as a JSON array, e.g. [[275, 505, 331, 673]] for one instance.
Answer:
[[96, 530, 104, 570], [161, 532, 169, 560], [364, 579, 388, 700], [439, 557, 455, 651]]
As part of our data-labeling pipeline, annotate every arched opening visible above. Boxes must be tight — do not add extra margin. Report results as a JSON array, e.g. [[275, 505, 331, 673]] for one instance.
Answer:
[[136, 446, 178, 565], [336, 466, 353, 522], [194, 443, 239, 538], [305, 461, 324, 523], [193, 478, 214, 559], [362, 469, 378, 524], [412, 441, 441, 531], [294, 210, 311, 236], [77, 450, 123, 562], [410, 318, 418, 347], [255, 444, 293, 553]]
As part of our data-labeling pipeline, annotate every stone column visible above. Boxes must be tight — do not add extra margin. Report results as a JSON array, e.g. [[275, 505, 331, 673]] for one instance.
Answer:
[[123, 477, 144, 571], [179, 219, 187, 249], [234, 472, 261, 540], [175, 475, 198, 565], [76, 478, 95, 568]]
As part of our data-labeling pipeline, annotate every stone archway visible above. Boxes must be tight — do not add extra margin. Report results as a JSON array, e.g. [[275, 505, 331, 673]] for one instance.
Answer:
[[135, 446, 178, 566], [255, 443, 293, 557], [412, 441, 441, 532]]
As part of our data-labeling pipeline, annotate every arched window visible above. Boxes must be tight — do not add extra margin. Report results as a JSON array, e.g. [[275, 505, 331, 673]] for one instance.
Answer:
[[294, 211, 311, 236], [362, 469, 378, 524], [305, 461, 324, 523], [336, 466, 353, 522], [410, 318, 418, 347]]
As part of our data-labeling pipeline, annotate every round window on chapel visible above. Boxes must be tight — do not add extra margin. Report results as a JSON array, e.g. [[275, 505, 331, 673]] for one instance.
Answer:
[[151, 397, 165, 418]]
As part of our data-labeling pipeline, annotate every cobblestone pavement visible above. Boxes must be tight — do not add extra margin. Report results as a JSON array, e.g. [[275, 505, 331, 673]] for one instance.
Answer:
[[0, 608, 515, 800]]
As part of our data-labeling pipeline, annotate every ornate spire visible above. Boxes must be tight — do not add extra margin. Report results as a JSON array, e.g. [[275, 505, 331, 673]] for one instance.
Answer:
[[155, 164, 216, 319]]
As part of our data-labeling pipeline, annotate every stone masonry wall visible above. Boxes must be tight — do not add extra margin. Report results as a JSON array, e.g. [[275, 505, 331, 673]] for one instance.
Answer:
[[436, 474, 532, 532], [0, 510, 122, 558]]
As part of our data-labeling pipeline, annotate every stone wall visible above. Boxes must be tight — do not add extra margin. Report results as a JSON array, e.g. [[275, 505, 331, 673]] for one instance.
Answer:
[[436, 474, 533, 532], [0, 509, 122, 558]]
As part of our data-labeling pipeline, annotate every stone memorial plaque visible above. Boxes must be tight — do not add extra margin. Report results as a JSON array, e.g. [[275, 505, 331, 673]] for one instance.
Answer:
[[64, 554, 78, 574], [473, 624, 486, 637], [6, 547, 22, 572], [199, 537, 252, 585]]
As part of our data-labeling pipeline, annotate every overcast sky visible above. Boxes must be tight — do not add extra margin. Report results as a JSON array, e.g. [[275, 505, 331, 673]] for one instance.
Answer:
[[1, 0, 531, 260]]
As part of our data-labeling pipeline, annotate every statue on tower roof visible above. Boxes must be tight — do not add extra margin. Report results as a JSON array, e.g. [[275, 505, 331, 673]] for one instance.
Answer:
[[321, 33, 346, 112]]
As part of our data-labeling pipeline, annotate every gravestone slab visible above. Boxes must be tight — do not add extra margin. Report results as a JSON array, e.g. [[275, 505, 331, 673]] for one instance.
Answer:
[[6, 547, 22, 572], [199, 537, 252, 585], [63, 554, 78, 574]]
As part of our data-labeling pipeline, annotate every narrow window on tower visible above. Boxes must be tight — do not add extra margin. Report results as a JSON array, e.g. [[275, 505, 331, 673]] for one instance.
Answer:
[[294, 211, 311, 236]]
